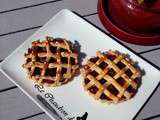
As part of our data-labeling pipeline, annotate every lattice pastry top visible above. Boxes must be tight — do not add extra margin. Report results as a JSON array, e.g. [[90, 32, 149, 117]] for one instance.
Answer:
[[23, 36, 79, 87], [81, 50, 141, 103]]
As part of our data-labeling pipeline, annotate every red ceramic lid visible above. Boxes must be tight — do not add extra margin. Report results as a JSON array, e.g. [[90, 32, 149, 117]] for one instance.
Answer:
[[130, 0, 160, 12], [97, 0, 160, 45]]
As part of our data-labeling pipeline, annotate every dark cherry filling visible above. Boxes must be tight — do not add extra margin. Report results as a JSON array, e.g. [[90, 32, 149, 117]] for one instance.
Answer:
[[71, 68, 73, 73], [107, 68, 116, 77], [84, 78, 90, 84], [49, 57, 57, 63], [27, 58, 32, 63], [36, 57, 46, 63], [107, 84, 119, 96], [125, 69, 133, 77], [117, 61, 125, 69], [32, 46, 38, 54], [54, 39, 64, 43], [126, 85, 136, 96], [100, 93, 111, 100], [28, 48, 32, 54], [89, 85, 98, 94], [99, 62, 108, 69], [61, 68, 67, 75], [71, 46, 77, 53], [99, 78, 106, 85], [59, 79, 65, 82], [33, 67, 41, 76], [50, 46, 57, 54], [134, 78, 139, 84], [121, 95, 126, 99], [37, 47, 46, 52], [107, 54, 116, 61], [43, 79, 55, 83], [45, 68, 57, 77], [90, 57, 99, 63], [70, 57, 75, 65], [90, 71, 99, 77], [61, 57, 68, 63], [116, 77, 125, 86], [60, 48, 68, 52]]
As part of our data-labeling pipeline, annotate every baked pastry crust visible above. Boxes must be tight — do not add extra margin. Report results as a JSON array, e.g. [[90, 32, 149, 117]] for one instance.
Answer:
[[23, 36, 79, 87], [81, 50, 141, 103]]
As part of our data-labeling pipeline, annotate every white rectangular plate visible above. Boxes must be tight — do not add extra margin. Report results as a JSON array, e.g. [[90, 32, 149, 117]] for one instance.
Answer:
[[1, 9, 160, 120]]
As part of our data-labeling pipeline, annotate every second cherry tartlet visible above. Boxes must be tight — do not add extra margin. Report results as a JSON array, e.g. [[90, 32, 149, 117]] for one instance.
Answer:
[[81, 50, 141, 103]]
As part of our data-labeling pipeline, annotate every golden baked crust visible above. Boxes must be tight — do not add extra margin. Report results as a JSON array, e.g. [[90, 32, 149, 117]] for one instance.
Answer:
[[23, 36, 79, 87], [81, 50, 141, 103]]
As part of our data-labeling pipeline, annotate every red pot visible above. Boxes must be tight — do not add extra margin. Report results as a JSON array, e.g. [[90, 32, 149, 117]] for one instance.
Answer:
[[98, 0, 160, 45], [109, 0, 160, 35]]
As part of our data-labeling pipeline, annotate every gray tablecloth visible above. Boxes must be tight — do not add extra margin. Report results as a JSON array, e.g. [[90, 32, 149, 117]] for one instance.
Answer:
[[0, 0, 160, 120]]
